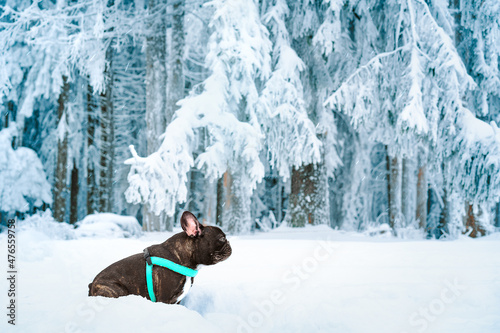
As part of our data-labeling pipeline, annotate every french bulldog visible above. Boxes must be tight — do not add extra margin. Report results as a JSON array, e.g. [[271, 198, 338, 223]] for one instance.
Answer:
[[88, 211, 232, 304]]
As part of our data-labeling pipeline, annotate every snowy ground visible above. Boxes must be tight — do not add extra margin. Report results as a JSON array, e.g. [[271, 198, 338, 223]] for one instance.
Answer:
[[1, 219, 500, 333]]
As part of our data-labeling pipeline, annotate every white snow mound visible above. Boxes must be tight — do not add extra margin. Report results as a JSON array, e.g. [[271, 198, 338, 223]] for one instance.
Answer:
[[17, 210, 76, 240], [75, 213, 142, 238]]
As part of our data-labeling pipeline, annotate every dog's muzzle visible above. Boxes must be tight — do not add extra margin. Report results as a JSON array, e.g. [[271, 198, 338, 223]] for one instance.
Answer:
[[213, 242, 232, 263]]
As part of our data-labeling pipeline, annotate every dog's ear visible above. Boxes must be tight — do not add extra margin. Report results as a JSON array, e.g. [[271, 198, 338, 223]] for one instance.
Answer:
[[181, 211, 204, 237]]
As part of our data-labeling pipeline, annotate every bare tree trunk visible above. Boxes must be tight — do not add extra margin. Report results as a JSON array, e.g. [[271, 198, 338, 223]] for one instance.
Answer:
[[99, 46, 114, 213], [439, 187, 449, 237], [495, 202, 500, 228], [289, 163, 329, 227], [221, 171, 233, 228], [276, 178, 284, 225], [330, 114, 355, 230], [223, 170, 252, 233], [201, 178, 216, 225], [464, 202, 485, 238], [144, 0, 168, 231], [53, 76, 70, 222], [386, 147, 402, 231], [401, 158, 412, 226], [452, 0, 462, 47], [167, 0, 185, 120], [290, 165, 310, 227], [4, 101, 13, 128], [87, 82, 98, 214], [416, 161, 427, 230], [216, 177, 224, 226], [70, 159, 79, 224]]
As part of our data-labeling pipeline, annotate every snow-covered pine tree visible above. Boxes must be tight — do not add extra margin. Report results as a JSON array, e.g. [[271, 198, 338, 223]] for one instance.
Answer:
[[259, 0, 323, 227], [0, 1, 32, 132], [0, 0, 148, 222], [325, 0, 475, 235], [126, 0, 272, 233], [451, 0, 500, 228], [451, 110, 500, 237], [284, 0, 343, 227], [2, 0, 76, 222], [73, 0, 147, 219]]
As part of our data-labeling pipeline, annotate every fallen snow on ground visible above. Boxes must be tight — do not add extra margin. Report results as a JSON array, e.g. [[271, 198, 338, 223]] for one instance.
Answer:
[[1, 219, 500, 333], [75, 213, 142, 238]]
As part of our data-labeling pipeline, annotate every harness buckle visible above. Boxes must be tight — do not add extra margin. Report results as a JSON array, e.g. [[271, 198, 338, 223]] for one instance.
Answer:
[[143, 248, 152, 266]]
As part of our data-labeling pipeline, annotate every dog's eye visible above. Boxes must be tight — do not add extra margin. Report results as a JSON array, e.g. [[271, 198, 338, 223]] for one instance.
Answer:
[[219, 236, 226, 243]]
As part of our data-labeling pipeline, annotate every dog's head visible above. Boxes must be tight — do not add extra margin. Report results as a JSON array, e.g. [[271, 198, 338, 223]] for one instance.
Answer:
[[181, 211, 232, 265]]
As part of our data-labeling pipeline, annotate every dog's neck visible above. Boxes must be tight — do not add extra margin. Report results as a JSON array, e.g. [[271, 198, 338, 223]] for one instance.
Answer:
[[159, 233, 198, 269]]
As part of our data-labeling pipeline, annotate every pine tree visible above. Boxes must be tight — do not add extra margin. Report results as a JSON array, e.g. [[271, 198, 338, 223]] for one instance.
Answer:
[[126, 0, 272, 233], [259, 0, 325, 227], [451, 0, 500, 232], [325, 0, 474, 234]]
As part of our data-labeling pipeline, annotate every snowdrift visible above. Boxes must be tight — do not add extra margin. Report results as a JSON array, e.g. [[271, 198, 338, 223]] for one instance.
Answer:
[[75, 213, 142, 238], [0, 218, 499, 333]]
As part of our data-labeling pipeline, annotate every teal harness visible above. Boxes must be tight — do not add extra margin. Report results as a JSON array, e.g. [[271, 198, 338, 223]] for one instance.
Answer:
[[143, 248, 198, 303]]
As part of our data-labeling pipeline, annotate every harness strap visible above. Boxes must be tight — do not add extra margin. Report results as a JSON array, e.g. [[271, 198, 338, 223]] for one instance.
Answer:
[[143, 248, 198, 303]]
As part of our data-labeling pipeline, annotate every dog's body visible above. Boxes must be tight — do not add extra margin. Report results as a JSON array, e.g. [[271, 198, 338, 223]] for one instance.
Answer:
[[88, 212, 231, 304]]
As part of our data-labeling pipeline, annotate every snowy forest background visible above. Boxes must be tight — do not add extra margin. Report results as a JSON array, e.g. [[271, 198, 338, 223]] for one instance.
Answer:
[[1, 0, 500, 239]]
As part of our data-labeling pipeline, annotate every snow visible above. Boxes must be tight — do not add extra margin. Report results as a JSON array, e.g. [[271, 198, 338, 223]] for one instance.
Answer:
[[1, 217, 499, 333], [18, 210, 76, 241], [0, 124, 52, 212], [75, 213, 142, 238], [460, 108, 496, 143]]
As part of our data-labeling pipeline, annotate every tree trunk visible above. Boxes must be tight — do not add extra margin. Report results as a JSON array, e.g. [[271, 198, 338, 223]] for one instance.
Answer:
[[330, 115, 355, 229], [277, 178, 284, 225], [386, 147, 402, 231], [144, 0, 168, 231], [452, 0, 462, 47], [98, 46, 114, 213], [86, 82, 98, 215], [223, 170, 252, 233], [187, 168, 203, 218], [222, 171, 233, 226], [70, 159, 79, 224], [53, 76, 70, 222], [439, 187, 449, 237], [416, 162, 427, 230], [167, 0, 185, 120], [495, 202, 500, 228], [168, 0, 186, 230], [289, 163, 329, 227], [201, 177, 216, 225], [4, 101, 14, 128], [401, 158, 412, 226], [216, 176, 224, 226], [464, 202, 485, 238]]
